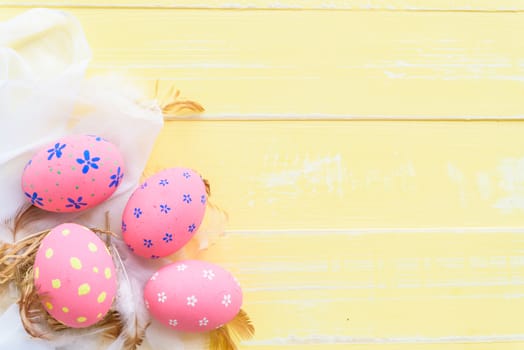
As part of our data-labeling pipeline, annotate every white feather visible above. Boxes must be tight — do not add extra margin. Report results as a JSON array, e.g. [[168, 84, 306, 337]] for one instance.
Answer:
[[145, 320, 206, 350], [106, 239, 153, 350]]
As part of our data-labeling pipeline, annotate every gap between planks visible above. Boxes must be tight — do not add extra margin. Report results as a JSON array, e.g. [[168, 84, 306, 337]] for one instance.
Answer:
[[165, 114, 524, 121], [225, 226, 524, 235], [3, 3, 524, 12], [244, 334, 524, 346]]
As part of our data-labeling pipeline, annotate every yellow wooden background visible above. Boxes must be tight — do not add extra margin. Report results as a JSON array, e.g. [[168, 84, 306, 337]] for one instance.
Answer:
[[3, 1, 524, 349]]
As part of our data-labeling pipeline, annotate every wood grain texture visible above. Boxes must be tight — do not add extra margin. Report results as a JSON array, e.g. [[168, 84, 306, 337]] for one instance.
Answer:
[[3, 3, 524, 349], [3, 8, 524, 118], [151, 120, 524, 347], [196, 230, 524, 345], [151, 121, 524, 230]]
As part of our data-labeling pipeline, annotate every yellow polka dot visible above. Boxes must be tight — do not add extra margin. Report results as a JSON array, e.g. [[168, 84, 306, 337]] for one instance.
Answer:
[[93, 267, 99, 273], [78, 283, 90, 296], [51, 279, 61, 289], [61, 229, 70, 236], [70, 257, 82, 270], [45, 248, 53, 259], [104, 268, 111, 279], [97, 292, 107, 303], [88, 242, 98, 252], [45, 302, 53, 310], [76, 316, 87, 323], [62, 307, 69, 313], [34, 267, 39, 279], [96, 313, 103, 319]]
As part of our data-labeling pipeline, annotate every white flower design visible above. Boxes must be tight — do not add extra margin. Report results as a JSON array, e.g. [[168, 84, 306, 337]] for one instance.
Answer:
[[199, 317, 209, 327], [203, 269, 215, 280], [222, 294, 232, 307], [158, 292, 167, 303], [168, 319, 178, 327], [187, 295, 198, 307], [177, 264, 188, 271], [145, 300, 150, 309], [150, 272, 159, 281]]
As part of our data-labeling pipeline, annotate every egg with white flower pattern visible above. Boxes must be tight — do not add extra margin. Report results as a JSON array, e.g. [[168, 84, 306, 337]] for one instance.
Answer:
[[22, 134, 125, 212], [144, 260, 243, 332], [122, 167, 207, 258], [33, 223, 117, 328]]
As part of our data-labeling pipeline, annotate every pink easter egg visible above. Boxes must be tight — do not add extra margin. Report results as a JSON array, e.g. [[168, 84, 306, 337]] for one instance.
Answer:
[[33, 223, 117, 328], [122, 168, 207, 258], [144, 260, 242, 332], [22, 134, 125, 213]]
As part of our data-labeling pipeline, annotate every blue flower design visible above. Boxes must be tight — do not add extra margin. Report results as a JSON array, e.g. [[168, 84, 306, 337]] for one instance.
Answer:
[[151, 255, 160, 259], [76, 150, 101, 174], [127, 244, 134, 252], [47, 143, 66, 160], [65, 196, 87, 209], [109, 167, 124, 188], [25, 192, 43, 206], [183, 194, 192, 204], [163, 232, 173, 243], [188, 223, 196, 233], [183, 172, 191, 179], [140, 182, 148, 190], [201, 194, 206, 205], [121, 220, 127, 233], [160, 204, 171, 214], [159, 179, 169, 186], [134, 208, 142, 218], [143, 239, 153, 248], [88, 135, 104, 142]]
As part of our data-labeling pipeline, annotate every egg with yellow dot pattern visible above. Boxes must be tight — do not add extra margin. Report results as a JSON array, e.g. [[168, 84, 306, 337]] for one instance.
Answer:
[[33, 223, 117, 328]]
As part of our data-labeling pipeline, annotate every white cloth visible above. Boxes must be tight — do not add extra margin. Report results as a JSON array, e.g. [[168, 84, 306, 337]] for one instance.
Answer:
[[0, 8, 164, 240], [0, 8, 170, 349], [0, 304, 54, 350]]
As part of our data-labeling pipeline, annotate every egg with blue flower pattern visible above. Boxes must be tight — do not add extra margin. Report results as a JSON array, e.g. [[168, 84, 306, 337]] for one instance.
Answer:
[[122, 168, 207, 258], [22, 134, 125, 212]]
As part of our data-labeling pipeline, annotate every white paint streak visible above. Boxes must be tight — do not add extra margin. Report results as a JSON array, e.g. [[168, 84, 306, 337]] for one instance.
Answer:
[[476, 172, 492, 200], [262, 154, 344, 197], [93, 62, 274, 69], [426, 279, 524, 288], [384, 70, 406, 79], [245, 283, 383, 292], [495, 157, 524, 212], [239, 262, 328, 273], [447, 162, 467, 206], [244, 334, 524, 346]]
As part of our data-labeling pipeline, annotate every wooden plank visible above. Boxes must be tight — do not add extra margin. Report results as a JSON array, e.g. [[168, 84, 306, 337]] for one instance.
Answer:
[[3, 5, 524, 349], [149, 120, 524, 230], [194, 230, 524, 347], [3, 0, 524, 11], [3, 8, 524, 118]]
